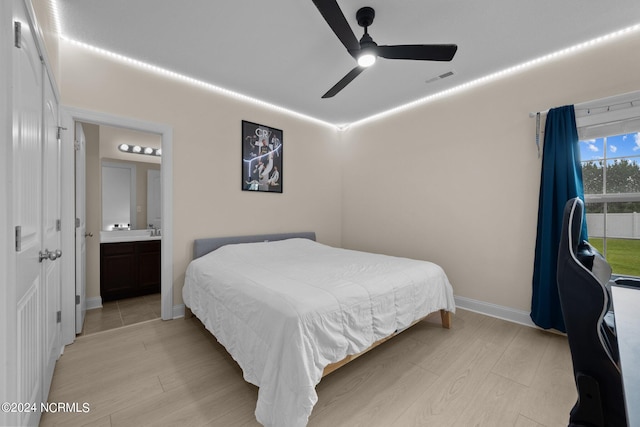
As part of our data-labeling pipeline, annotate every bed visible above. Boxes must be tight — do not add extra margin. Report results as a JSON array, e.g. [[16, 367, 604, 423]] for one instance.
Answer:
[[183, 232, 456, 427]]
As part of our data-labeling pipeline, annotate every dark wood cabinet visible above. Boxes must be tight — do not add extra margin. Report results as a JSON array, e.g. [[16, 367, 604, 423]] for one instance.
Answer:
[[100, 240, 161, 301]]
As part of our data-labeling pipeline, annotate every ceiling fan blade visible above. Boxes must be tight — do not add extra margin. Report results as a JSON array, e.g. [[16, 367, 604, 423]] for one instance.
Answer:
[[322, 66, 366, 98], [377, 44, 458, 61], [312, 0, 360, 54]]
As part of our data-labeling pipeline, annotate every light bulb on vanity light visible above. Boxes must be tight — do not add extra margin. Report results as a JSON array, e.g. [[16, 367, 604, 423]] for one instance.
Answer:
[[117, 142, 160, 157]]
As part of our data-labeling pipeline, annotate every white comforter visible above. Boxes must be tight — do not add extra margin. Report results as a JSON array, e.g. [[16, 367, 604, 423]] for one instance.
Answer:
[[183, 238, 455, 427]]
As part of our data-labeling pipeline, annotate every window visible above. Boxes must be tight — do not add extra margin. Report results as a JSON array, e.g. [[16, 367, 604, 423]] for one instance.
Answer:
[[576, 91, 640, 277], [579, 132, 640, 277]]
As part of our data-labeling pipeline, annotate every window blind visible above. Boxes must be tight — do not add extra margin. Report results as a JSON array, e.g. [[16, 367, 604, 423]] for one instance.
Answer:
[[575, 90, 640, 139]]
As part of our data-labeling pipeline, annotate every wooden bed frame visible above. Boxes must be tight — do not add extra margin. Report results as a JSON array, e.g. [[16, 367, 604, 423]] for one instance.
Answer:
[[185, 232, 453, 378], [321, 309, 451, 376]]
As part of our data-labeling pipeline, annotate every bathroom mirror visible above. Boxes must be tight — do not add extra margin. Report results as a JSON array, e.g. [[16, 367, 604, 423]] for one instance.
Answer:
[[102, 161, 136, 230], [101, 160, 161, 231]]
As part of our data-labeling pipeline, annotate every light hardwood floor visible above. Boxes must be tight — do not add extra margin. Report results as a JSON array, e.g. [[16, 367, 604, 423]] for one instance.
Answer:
[[40, 309, 576, 427]]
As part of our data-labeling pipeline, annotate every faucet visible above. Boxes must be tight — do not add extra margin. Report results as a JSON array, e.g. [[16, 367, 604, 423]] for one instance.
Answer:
[[148, 224, 160, 236]]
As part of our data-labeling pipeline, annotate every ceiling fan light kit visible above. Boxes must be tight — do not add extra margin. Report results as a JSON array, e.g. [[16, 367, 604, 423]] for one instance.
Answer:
[[312, 0, 457, 98], [357, 51, 376, 67]]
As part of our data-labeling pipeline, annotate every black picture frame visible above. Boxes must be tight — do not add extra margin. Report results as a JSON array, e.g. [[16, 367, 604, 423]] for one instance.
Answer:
[[242, 120, 283, 193]]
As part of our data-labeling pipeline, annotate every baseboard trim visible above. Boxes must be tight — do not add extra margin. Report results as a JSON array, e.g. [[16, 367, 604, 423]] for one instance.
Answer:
[[172, 298, 534, 326], [171, 297, 534, 327], [172, 296, 539, 332], [86, 297, 103, 311], [454, 295, 537, 328], [172, 304, 185, 319]]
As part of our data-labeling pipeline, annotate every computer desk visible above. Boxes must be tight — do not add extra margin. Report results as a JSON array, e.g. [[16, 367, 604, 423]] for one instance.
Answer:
[[611, 284, 640, 427]]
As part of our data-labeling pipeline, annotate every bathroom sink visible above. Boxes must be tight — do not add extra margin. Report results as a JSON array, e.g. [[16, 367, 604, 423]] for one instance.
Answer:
[[100, 229, 161, 243]]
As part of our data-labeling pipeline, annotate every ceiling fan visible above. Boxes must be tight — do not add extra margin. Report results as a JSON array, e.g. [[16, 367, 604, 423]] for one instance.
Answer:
[[312, 0, 458, 98]]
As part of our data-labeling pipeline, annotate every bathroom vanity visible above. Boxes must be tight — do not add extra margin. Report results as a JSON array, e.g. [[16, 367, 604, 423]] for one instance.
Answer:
[[100, 230, 161, 301]]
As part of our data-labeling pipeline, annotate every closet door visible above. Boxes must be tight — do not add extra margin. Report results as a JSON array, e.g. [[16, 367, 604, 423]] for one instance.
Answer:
[[41, 67, 62, 401], [11, 1, 63, 425], [13, 1, 45, 425]]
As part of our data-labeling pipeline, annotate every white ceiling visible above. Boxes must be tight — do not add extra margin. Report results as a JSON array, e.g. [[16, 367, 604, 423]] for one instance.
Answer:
[[56, 0, 640, 125]]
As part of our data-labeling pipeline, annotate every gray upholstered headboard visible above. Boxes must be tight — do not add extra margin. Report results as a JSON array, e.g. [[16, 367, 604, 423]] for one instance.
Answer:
[[193, 231, 316, 260]]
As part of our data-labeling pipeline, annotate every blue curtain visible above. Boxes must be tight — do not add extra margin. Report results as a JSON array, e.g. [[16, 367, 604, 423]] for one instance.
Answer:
[[531, 105, 588, 331]]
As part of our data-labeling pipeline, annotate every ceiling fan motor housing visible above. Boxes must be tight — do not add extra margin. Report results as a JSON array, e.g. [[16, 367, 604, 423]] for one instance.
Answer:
[[356, 7, 375, 28], [357, 7, 377, 52]]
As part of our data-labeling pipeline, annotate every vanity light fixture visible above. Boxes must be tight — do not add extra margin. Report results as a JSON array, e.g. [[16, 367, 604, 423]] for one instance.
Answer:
[[118, 143, 162, 157]]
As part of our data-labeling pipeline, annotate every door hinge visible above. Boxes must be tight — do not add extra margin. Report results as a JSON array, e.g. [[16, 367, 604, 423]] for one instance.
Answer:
[[14, 22, 21, 48], [57, 126, 67, 141], [56, 311, 61, 323], [15, 226, 21, 252], [76, 295, 80, 305], [75, 217, 80, 228], [56, 219, 61, 232], [74, 141, 80, 151]]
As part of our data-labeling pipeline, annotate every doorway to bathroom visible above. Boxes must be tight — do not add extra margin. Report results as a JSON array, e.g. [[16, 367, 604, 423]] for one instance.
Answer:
[[77, 121, 163, 335]]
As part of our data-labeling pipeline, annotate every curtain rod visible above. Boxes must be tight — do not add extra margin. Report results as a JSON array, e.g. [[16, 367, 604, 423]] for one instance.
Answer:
[[529, 95, 640, 158], [529, 110, 548, 118], [529, 98, 640, 118]]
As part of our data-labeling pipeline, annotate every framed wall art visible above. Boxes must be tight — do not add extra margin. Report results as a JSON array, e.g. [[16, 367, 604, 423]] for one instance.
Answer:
[[242, 120, 283, 193]]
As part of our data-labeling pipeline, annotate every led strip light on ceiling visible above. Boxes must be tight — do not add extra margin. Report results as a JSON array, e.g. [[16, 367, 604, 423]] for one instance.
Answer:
[[60, 36, 338, 130], [347, 22, 640, 129], [52, 0, 640, 130]]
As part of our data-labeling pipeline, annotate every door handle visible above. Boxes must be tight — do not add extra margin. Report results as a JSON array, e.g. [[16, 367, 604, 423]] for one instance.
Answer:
[[39, 249, 62, 262], [85, 232, 93, 238]]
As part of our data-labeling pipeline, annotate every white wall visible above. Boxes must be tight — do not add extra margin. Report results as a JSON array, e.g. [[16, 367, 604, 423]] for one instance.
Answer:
[[59, 41, 344, 305], [341, 31, 640, 313]]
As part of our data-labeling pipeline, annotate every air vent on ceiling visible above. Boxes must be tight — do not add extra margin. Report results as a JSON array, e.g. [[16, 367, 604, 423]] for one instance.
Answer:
[[425, 70, 455, 84]]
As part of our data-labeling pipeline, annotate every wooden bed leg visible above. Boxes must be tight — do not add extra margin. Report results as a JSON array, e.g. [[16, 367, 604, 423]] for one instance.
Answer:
[[185, 307, 194, 319], [440, 309, 452, 329]]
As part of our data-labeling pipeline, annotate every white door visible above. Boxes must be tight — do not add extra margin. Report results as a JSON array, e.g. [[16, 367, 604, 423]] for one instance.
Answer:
[[75, 122, 87, 333], [42, 68, 62, 397], [13, 2, 44, 425], [12, 1, 62, 425]]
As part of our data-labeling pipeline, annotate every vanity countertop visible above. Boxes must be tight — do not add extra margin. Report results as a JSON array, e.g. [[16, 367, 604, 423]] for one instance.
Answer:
[[100, 230, 162, 243]]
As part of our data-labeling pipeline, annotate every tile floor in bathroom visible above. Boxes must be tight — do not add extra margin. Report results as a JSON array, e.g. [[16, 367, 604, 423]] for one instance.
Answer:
[[79, 293, 161, 336]]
